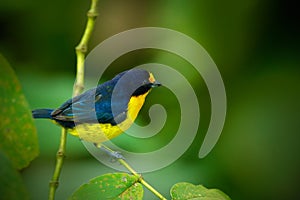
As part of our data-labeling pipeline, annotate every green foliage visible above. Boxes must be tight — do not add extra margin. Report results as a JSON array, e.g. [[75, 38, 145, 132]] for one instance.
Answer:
[[70, 172, 231, 200], [0, 53, 39, 170], [170, 182, 230, 200], [70, 173, 143, 200], [0, 151, 30, 200]]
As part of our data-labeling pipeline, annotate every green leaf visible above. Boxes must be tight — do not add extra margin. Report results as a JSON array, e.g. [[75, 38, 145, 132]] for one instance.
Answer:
[[0, 151, 30, 200], [0, 53, 39, 169], [70, 173, 144, 200], [170, 182, 231, 200]]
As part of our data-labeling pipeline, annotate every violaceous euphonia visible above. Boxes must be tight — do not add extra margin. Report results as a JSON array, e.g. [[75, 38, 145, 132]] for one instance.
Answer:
[[32, 69, 161, 146]]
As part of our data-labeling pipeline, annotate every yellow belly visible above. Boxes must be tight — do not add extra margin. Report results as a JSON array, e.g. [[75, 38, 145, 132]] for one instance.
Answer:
[[68, 91, 150, 144]]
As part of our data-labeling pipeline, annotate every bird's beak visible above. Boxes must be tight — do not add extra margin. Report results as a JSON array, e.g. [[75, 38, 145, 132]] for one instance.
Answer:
[[151, 81, 162, 87]]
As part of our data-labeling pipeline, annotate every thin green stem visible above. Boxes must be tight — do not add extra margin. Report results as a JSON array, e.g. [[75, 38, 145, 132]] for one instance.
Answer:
[[118, 159, 167, 200], [73, 0, 99, 96], [48, 1, 99, 199], [48, 128, 67, 200], [100, 144, 167, 200], [140, 179, 167, 200]]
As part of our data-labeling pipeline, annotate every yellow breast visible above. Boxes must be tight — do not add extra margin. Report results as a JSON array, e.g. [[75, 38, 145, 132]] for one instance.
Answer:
[[68, 91, 150, 144]]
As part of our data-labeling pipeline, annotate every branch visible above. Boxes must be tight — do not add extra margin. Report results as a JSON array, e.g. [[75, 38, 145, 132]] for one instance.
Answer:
[[118, 159, 167, 200], [48, 1, 99, 199], [100, 145, 167, 200], [48, 128, 67, 200], [73, 0, 99, 96]]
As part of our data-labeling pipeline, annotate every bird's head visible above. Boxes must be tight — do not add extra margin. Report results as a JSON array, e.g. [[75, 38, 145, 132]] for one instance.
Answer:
[[113, 69, 161, 97]]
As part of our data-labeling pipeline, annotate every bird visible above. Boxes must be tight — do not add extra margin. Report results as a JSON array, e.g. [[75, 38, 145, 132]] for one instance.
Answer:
[[32, 69, 161, 147]]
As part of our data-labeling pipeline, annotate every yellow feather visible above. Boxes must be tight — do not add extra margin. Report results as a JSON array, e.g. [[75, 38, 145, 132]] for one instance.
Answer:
[[68, 91, 150, 144]]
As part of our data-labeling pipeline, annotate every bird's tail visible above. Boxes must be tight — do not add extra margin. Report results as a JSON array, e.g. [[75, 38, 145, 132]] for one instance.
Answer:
[[32, 109, 54, 119]]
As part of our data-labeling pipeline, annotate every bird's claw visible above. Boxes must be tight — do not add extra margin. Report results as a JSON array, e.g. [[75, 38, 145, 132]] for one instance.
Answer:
[[97, 144, 125, 162], [109, 151, 125, 162]]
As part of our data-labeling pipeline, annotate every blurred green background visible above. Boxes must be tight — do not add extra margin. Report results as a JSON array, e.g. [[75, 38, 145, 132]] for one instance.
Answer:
[[1, 0, 300, 199]]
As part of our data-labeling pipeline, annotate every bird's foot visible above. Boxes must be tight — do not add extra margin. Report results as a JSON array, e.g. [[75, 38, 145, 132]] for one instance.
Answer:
[[109, 151, 125, 162], [96, 143, 125, 162]]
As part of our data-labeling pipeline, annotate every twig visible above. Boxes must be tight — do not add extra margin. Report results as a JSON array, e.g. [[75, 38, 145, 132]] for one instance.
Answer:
[[48, 1, 99, 199], [48, 128, 67, 200], [73, 0, 99, 96], [119, 159, 167, 200], [100, 145, 167, 200]]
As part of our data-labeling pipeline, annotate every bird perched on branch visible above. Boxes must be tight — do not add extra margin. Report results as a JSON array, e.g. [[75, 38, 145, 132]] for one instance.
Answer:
[[32, 69, 161, 147]]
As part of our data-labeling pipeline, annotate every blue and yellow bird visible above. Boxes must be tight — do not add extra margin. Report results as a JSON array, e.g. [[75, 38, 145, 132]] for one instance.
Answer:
[[32, 69, 161, 146]]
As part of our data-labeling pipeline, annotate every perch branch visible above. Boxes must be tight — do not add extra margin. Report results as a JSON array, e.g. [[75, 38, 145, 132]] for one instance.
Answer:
[[48, 1, 99, 199]]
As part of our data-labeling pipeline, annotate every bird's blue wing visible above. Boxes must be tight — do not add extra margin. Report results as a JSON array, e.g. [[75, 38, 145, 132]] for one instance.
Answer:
[[51, 84, 128, 125]]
